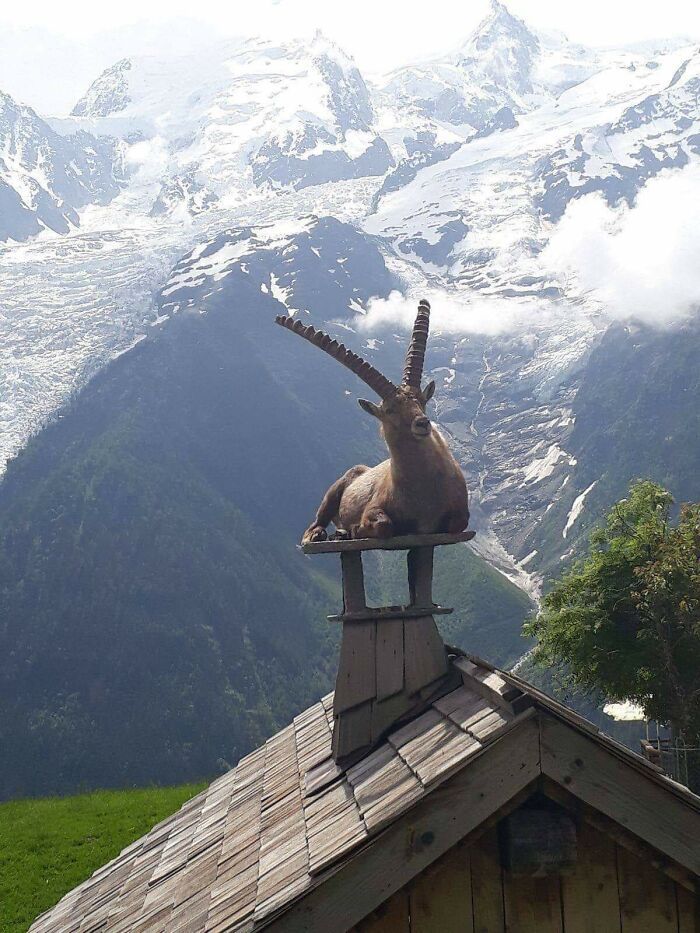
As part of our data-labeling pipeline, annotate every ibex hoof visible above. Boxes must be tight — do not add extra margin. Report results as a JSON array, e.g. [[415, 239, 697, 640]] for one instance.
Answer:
[[330, 528, 351, 541], [302, 525, 327, 544]]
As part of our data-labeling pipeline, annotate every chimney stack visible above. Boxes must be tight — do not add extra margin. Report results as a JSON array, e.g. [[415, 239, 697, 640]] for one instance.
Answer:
[[302, 532, 474, 766]]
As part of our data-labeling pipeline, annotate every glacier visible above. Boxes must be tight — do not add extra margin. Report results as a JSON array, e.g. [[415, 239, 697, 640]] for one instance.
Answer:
[[1, 0, 699, 582]]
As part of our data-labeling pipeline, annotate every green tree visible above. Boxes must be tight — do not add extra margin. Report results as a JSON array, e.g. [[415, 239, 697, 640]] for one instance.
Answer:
[[525, 480, 700, 744]]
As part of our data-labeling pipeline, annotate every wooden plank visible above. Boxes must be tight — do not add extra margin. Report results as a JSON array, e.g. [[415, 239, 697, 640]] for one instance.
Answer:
[[347, 745, 423, 833], [370, 693, 417, 746], [409, 839, 474, 933], [375, 619, 404, 700], [332, 701, 373, 761], [434, 685, 489, 720], [328, 605, 452, 623], [407, 546, 434, 607], [470, 827, 505, 933], [676, 884, 699, 933], [353, 888, 410, 932], [304, 756, 343, 797], [304, 780, 357, 832], [393, 716, 481, 787], [341, 551, 367, 613], [542, 777, 698, 893], [540, 714, 700, 875], [302, 531, 476, 554], [404, 616, 447, 695], [560, 820, 620, 933], [503, 874, 563, 933], [617, 843, 677, 933], [264, 716, 540, 933], [468, 710, 512, 744], [454, 657, 517, 713], [388, 709, 442, 749], [307, 789, 368, 875], [334, 621, 376, 714]]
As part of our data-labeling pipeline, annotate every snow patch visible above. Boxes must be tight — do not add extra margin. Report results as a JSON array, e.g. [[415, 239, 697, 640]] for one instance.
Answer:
[[563, 481, 597, 538], [520, 444, 574, 487]]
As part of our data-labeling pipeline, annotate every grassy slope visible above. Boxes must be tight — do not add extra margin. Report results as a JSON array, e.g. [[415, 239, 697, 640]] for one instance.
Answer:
[[0, 784, 204, 933]]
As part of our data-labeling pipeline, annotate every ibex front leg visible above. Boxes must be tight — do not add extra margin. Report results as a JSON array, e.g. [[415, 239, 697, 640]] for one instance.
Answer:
[[302, 465, 369, 544]]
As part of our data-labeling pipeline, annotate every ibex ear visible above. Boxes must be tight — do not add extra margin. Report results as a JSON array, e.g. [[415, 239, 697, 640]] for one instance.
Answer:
[[422, 380, 436, 404], [358, 398, 382, 419]]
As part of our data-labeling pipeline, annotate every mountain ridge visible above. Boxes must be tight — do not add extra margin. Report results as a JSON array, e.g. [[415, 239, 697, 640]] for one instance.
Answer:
[[0, 3, 698, 796]]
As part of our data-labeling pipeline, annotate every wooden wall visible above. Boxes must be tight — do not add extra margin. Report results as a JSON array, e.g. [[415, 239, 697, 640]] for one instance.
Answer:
[[351, 821, 698, 933]]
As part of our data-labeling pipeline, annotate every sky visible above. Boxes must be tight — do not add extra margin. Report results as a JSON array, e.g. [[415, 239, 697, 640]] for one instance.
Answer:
[[1, 0, 700, 114]]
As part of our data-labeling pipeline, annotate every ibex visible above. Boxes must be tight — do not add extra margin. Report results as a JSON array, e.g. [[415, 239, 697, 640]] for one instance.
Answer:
[[276, 300, 469, 544]]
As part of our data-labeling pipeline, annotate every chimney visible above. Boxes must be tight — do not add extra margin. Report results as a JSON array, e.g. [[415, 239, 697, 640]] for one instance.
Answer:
[[302, 532, 474, 766]]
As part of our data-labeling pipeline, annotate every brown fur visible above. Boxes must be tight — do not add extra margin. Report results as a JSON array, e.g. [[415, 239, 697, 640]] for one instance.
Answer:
[[303, 384, 469, 543]]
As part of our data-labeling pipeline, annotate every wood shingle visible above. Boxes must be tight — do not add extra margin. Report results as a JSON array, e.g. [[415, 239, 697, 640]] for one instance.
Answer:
[[29, 655, 700, 933]]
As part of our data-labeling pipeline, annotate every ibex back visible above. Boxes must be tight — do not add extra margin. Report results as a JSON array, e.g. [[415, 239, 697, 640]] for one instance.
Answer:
[[276, 299, 469, 544]]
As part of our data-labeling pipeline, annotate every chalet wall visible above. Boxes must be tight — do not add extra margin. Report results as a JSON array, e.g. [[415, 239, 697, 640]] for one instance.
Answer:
[[352, 821, 698, 933]]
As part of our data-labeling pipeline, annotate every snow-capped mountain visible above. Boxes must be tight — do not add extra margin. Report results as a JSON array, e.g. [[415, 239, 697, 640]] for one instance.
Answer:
[[364, 31, 700, 583], [376, 1, 597, 139], [64, 33, 393, 218], [0, 89, 125, 242], [536, 46, 700, 219], [1, 1, 699, 591]]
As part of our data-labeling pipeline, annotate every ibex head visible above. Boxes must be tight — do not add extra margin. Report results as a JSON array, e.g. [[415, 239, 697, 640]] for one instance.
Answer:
[[275, 299, 437, 442]]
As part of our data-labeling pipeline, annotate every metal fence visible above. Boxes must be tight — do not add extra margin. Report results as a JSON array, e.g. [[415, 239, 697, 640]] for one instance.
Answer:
[[642, 737, 700, 794]]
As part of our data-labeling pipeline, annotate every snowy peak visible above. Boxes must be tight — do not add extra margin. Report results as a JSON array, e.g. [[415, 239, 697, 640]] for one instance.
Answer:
[[458, 0, 540, 97], [0, 88, 125, 242], [453, 0, 598, 103], [309, 37, 375, 134], [469, 0, 537, 47], [462, 3, 538, 99], [67, 36, 392, 214], [376, 1, 596, 141], [72, 58, 132, 118]]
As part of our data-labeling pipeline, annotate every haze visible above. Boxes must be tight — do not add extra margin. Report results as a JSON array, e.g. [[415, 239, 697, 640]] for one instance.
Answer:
[[2, 0, 700, 114]]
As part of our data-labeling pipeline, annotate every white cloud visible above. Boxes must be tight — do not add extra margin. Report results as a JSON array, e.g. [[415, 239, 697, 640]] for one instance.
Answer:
[[540, 161, 700, 326], [360, 162, 700, 337], [124, 137, 171, 183], [355, 289, 547, 337]]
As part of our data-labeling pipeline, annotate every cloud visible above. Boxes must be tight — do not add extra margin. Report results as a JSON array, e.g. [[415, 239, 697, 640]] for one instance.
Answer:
[[124, 136, 171, 184], [540, 161, 700, 326], [356, 289, 546, 337], [357, 163, 700, 338]]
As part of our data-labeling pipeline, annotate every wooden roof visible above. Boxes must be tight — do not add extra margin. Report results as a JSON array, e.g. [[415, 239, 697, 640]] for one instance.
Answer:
[[30, 656, 700, 933]]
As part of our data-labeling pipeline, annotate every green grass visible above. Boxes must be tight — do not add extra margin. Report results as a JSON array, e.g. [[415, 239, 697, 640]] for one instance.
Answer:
[[0, 783, 205, 933]]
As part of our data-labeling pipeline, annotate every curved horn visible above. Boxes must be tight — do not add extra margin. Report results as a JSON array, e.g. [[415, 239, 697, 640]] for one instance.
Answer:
[[275, 315, 397, 400], [402, 298, 431, 388]]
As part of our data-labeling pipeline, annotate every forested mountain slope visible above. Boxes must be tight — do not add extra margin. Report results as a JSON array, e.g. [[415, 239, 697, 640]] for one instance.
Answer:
[[528, 319, 700, 573], [1, 1, 698, 798], [0, 220, 532, 799]]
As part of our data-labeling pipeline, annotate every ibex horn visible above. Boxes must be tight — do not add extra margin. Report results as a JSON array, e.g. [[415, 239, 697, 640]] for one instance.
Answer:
[[402, 299, 431, 388], [275, 315, 397, 400]]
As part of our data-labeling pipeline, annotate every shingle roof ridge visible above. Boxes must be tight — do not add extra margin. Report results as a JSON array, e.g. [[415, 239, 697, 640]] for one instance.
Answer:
[[38, 653, 700, 932]]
